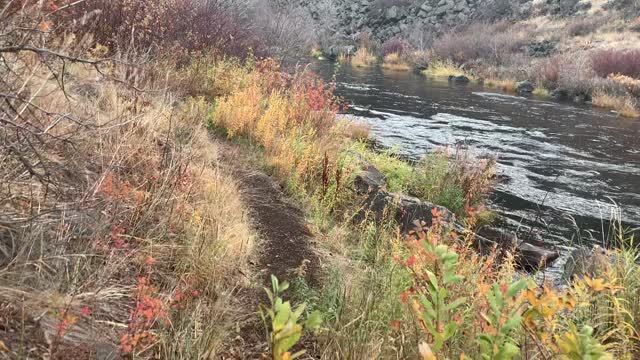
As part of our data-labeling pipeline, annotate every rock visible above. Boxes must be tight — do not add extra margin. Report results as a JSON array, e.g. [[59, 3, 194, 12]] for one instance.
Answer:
[[448, 75, 470, 84], [516, 80, 535, 96], [574, 0, 592, 11], [526, 40, 557, 57], [420, 1, 433, 11], [354, 165, 387, 195], [518, 243, 560, 271], [563, 246, 609, 282], [477, 226, 559, 270], [358, 189, 456, 232], [551, 88, 569, 100], [385, 5, 403, 21], [396, 196, 456, 233], [573, 92, 591, 103], [354, 164, 558, 272]]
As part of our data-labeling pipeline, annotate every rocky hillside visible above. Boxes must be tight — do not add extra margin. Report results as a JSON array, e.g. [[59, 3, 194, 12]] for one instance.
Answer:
[[299, 0, 636, 53]]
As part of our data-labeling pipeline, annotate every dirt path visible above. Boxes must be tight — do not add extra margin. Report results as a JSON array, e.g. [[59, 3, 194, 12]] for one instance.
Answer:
[[215, 140, 321, 358]]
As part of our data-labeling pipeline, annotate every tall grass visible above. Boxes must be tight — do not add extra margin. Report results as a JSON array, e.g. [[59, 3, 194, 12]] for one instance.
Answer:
[[422, 59, 471, 78], [352, 47, 377, 68], [592, 90, 640, 118], [381, 53, 411, 71]]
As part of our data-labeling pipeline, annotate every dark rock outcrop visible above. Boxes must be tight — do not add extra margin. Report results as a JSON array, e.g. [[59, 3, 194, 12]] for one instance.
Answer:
[[448, 75, 471, 84], [353, 163, 559, 270], [516, 80, 535, 96], [562, 246, 609, 282]]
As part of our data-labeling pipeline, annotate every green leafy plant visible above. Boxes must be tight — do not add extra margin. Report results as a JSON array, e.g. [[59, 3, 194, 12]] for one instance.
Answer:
[[260, 275, 322, 360], [476, 279, 529, 360], [556, 325, 612, 360], [402, 222, 467, 354]]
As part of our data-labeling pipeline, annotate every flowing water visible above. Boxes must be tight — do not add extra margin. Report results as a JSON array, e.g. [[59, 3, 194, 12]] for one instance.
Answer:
[[313, 61, 640, 273]]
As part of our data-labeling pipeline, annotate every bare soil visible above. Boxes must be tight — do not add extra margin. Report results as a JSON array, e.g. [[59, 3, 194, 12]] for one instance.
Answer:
[[215, 139, 321, 358]]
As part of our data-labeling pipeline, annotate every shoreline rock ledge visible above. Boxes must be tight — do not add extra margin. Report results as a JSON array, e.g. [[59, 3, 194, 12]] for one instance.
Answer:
[[354, 163, 560, 271]]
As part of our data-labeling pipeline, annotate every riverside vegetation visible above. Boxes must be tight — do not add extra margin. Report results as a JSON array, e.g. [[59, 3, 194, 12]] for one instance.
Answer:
[[327, 5, 640, 118], [1, 1, 640, 359]]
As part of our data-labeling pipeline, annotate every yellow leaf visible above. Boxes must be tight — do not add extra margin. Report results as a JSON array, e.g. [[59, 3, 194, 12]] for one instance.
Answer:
[[0, 340, 9, 352], [419, 341, 437, 360], [585, 277, 606, 292]]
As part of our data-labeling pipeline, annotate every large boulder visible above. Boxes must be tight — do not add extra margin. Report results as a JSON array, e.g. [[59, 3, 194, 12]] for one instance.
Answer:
[[448, 75, 471, 84], [518, 243, 560, 271], [516, 80, 535, 96], [562, 246, 609, 282], [477, 226, 560, 270], [354, 164, 559, 271], [354, 165, 387, 195], [358, 189, 456, 232]]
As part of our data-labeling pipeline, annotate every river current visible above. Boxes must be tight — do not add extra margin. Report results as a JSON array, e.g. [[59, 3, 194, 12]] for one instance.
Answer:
[[313, 61, 640, 266]]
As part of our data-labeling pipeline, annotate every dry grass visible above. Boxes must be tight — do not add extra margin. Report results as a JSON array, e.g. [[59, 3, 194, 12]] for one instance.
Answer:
[[381, 53, 411, 71], [485, 78, 518, 93], [337, 53, 351, 64], [339, 119, 372, 141], [422, 59, 472, 79], [0, 54, 255, 358], [609, 73, 640, 97], [352, 47, 377, 68], [592, 91, 640, 118]]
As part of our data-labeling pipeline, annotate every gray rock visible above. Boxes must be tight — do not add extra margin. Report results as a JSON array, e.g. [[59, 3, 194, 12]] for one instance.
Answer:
[[563, 246, 608, 282], [551, 88, 569, 100], [516, 80, 535, 96], [354, 165, 387, 195], [448, 75, 471, 84], [477, 227, 559, 270], [574, 0, 592, 11], [518, 243, 560, 270], [358, 188, 456, 231]]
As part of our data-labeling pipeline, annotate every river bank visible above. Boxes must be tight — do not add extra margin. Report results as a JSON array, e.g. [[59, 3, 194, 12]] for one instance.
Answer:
[[3, 1, 640, 358]]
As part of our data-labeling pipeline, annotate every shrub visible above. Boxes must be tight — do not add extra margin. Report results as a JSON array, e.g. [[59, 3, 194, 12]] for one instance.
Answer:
[[380, 38, 412, 57], [58, 0, 261, 58], [408, 150, 495, 216], [591, 49, 640, 79], [565, 16, 606, 37], [432, 22, 527, 65]]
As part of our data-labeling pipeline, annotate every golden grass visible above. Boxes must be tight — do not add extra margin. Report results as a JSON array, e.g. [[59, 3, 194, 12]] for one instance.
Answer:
[[484, 78, 518, 93], [381, 53, 411, 71], [592, 90, 640, 118], [337, 53, 351, 64], [533, 86, 551, 97], [609, 73, 640, 96], [352, 47, 377, 68], [422, 59, 472, 79]]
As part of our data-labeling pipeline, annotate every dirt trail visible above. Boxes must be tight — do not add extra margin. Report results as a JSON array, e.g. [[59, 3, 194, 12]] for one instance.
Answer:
[[215, 139, 321, 357]]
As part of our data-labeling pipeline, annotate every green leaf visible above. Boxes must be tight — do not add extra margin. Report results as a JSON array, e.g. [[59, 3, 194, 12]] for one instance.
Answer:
[[273, 301, 292, 331], [500, 315, 522, 334], [289, 350, 307, 359], [506, 279, 528, 298], [444, 296, 467, 311], [305, 310, 323, 330], [495, 342, 520, 360]]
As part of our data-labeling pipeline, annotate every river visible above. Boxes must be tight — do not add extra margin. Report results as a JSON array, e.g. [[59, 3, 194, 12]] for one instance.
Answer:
[[313, 61, 640, 272]]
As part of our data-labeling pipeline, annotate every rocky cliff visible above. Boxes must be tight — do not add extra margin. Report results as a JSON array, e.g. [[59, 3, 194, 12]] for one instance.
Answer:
[[296, 0, 618, 54]]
